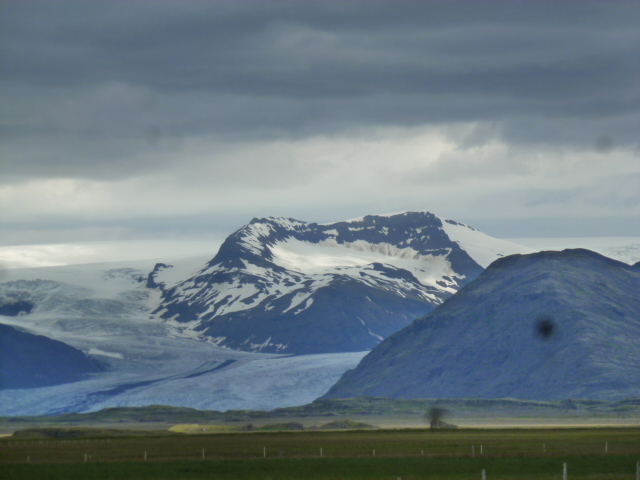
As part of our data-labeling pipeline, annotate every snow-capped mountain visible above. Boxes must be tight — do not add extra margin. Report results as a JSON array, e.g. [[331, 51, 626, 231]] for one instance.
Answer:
[[324, 249, 640, 401], [150, 211, 531, 354]]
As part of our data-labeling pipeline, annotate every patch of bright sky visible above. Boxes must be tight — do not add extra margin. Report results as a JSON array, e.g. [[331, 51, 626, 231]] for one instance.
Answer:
[[3, 124, 637, 231], [0, 240, 222, 270]]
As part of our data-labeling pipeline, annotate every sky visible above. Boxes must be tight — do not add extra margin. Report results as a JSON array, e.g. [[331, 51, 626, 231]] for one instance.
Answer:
[[2, 1, 639, 264]]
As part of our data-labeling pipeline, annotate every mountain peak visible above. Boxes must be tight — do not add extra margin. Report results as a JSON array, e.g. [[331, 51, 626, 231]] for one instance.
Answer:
[[341, 210, 439, 224], [149, 211, 531, 354]]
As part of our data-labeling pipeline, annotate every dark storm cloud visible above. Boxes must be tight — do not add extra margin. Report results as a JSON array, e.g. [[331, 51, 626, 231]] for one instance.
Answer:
[[1, 0, 639, 182], [5, 1, 638, 97]]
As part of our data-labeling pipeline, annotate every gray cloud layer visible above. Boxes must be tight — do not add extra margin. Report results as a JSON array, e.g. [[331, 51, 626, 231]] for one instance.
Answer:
[[1, 1, 639, 242]]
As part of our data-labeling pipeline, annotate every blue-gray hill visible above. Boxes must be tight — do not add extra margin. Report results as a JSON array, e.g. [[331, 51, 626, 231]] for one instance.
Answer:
[[323, 249, 640, 401], [0, 324, 104, 390]]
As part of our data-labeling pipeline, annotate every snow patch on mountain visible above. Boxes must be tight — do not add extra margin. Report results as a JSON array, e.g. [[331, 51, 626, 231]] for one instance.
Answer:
[[442, 220, 535, 268], [269, 237, 457, 288]]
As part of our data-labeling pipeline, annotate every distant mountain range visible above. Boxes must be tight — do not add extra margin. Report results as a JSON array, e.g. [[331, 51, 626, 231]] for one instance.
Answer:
[[1, 212, 639, 413], [324, 249, 640, 401], [0, 210, 530, 413], [149, 212, 530, 354]]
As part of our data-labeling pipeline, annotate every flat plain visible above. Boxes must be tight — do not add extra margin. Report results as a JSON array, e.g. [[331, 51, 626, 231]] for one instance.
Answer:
[[1, 426, 639, 479]]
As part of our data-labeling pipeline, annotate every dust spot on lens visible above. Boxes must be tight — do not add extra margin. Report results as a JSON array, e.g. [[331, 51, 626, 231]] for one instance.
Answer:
[[535, 316, 556, 340], [425, 406, 457, 429], [595, 134, 613, 153]]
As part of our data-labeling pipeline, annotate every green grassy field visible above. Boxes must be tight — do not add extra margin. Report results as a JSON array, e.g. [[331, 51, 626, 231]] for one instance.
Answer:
[[1, 427, 638, 479], [3, 397, 639, 433]]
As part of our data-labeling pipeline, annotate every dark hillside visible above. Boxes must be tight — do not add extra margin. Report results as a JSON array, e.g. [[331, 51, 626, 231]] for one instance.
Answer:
[[0, 324, 104, 389]]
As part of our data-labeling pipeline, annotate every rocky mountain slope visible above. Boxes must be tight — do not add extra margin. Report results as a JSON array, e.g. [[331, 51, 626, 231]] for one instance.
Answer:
[[150, 212, 530, 354], [324, 249, 640, 401]]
